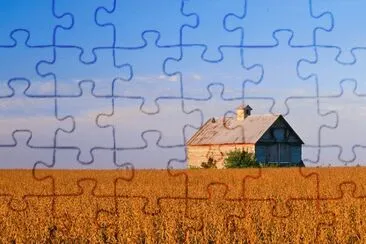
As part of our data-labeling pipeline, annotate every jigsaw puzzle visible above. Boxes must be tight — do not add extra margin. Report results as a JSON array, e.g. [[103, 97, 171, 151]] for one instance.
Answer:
[[1, 0, 366, 242]]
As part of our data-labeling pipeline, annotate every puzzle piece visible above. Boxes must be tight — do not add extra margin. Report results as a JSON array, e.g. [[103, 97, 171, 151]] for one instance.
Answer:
[[242, 31, 318, 115], [187, 168, 260, 200], [158, 198, 204, 242], [243, 198, 335, 242], [100, 196, 201, 242], [0, 31, 55, 96], [225, 0, 332, 46], [116, 131, 187, 169], [52, 179, 115, 242], [298, 47, 366, 96], [96, 0, 195, 47], [111, 32, 182, 113], [181, 0, 244, 61], [55, 81, 114, 164], [319, 80, 366, 163], [243, 167, 318, 217], [312, 147, 355, 167], [0, 81, 73, 145], [165, 45, 263, 99], [183, 85, 271, 168], [186, 183, 246, 242], [1, 196, 54, 242], [102, 197, 148, 242], [0, 0, 71, 46], [184, 84, 246, 166], [37, 47, 131, 96], [306, 167, 366, 200], [96, 171, 201, 242], [0, 130, 53, 169], [313, 0, 366, 63], [98, 97, 202, 149], [285, 97, 337, 163], [319, 182, 366, 242], [54, 0, 114, 63], [115, 168, 188, 215], [182, 84, 249, 118], [0, 167, 53, 212]]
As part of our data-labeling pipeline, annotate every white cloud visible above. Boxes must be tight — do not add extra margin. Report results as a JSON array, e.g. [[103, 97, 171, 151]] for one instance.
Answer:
[[132, 74, 179, 82], [168, 75, 178, 82], [192, 74, 202, 80], [39, 82, 55, 93]]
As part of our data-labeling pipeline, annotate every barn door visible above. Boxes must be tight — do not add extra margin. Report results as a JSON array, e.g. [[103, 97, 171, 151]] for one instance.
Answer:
[[280, 144, 291, 162], [267, 144, 278, 162]]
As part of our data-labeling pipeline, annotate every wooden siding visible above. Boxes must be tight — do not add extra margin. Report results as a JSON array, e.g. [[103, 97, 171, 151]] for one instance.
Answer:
[[255, 143, 302, 164], [255, 145, 266, 162], [187, 144, 255, 169], [290, 145, 302, 163], [280, 143, 291, 162]]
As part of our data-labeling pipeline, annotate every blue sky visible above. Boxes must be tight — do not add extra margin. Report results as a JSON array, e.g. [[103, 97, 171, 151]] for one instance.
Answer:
[[0, 0, 366, 169]]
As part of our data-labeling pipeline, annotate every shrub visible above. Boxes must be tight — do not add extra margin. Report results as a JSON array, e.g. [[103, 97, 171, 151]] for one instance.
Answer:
[[224, 148, 259, 168]]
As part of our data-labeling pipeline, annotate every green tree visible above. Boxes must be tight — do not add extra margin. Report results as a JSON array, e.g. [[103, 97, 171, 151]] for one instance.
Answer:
[[201, 157, 217, 168], [224, 148, 259, 168]]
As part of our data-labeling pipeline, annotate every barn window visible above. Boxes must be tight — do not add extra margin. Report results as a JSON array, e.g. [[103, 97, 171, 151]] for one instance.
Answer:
[[273, 128, 285, 141]]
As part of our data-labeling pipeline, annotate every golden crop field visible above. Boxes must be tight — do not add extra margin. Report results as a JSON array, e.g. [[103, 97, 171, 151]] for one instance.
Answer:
[[0, 167, 365, 243]]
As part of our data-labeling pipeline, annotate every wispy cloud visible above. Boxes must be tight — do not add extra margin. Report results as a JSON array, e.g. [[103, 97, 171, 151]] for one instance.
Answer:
[[38, 82, 55, 93], [133, 74, 179, 82], [192, 74, 202, 80]]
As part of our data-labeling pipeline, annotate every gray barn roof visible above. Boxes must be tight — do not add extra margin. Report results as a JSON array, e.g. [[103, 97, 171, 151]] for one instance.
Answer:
[[187, 114, 281, 145]]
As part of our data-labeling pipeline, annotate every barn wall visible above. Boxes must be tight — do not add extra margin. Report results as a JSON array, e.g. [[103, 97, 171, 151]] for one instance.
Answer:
[[290, 144, 302, 163], [187, 144, 255, 169], [256, 117, 303, 165]]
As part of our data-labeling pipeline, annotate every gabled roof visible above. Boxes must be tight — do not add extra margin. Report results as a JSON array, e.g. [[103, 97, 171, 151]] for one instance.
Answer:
[[187, 114, 281, 145]]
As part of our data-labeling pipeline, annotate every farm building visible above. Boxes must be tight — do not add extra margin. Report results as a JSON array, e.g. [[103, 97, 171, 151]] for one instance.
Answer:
[[187, 105, 305, 168]]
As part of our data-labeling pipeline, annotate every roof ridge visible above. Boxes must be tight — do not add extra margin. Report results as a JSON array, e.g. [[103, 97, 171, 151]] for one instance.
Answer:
[[212, 113, 280, 119], [186, 118, 214, 145]]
